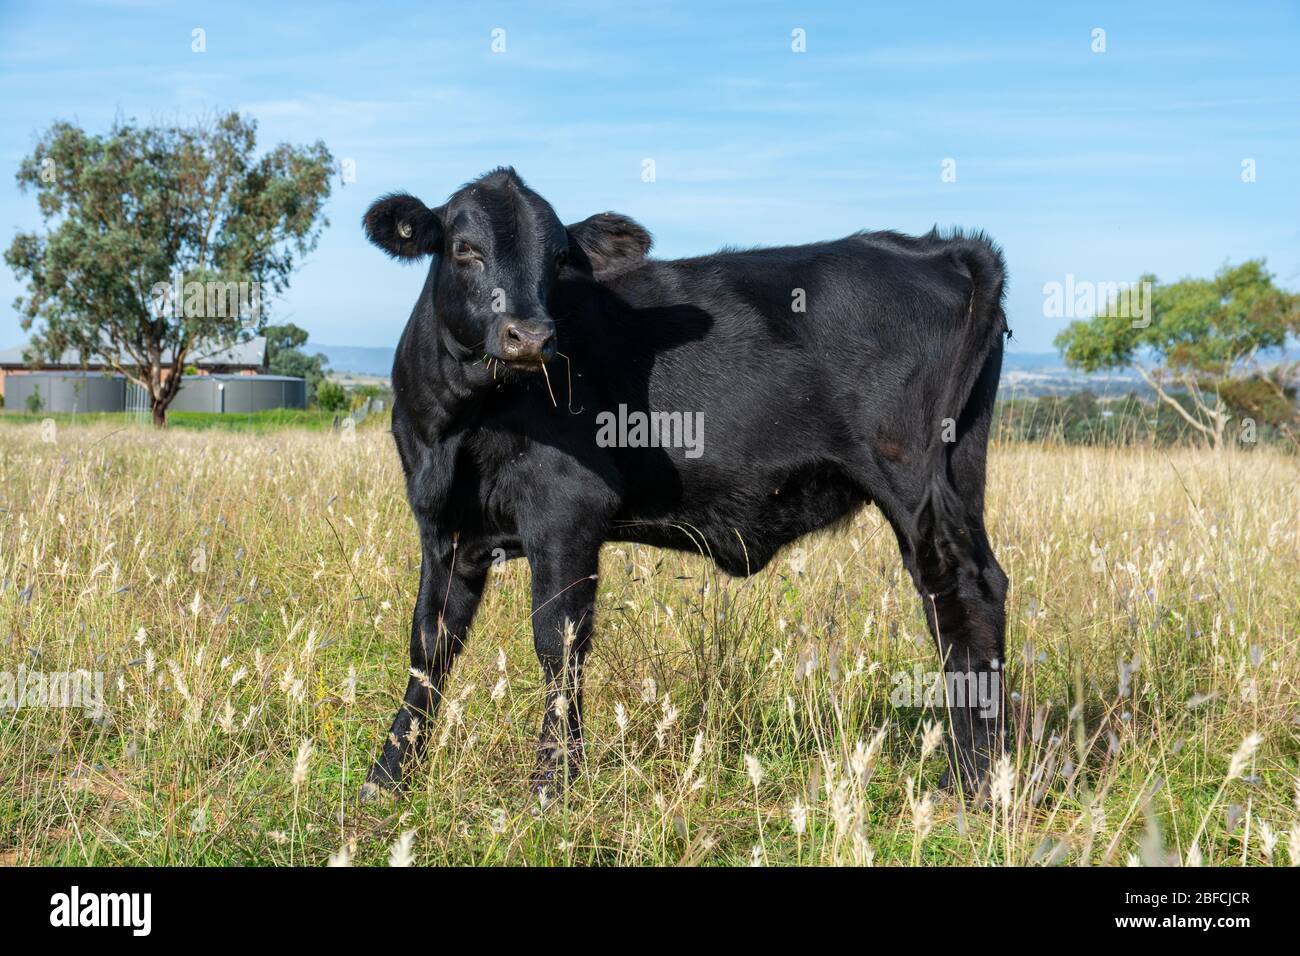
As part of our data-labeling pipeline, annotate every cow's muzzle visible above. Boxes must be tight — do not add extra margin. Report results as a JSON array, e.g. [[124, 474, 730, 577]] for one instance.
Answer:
[[497, 318, 556, 366]]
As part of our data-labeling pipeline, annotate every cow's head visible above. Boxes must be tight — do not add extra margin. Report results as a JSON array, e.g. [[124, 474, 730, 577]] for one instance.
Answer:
[[363, 167, 651, 370]]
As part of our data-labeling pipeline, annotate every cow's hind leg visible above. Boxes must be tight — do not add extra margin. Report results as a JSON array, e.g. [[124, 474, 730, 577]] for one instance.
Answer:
[[880, 488, 1007, 794], [916, 509, 1007, 792], [873, 423, 1008, 793], [860, 326, 1009, 794]]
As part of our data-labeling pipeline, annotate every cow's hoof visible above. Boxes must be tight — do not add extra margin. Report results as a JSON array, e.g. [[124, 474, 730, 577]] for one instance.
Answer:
[[530, 744, 582, 802], [940, 761, 992, 805], [529, 768, 557, 806], [359, 780, 399, 804]]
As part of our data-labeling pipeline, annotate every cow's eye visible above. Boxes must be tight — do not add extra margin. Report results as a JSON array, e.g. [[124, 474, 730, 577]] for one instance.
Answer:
[[451, 240, 481, 263], [555, 250, 569, 269]]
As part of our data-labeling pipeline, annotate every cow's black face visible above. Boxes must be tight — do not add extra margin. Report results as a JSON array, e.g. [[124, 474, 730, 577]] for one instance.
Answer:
[[364, 167, 651, 371]]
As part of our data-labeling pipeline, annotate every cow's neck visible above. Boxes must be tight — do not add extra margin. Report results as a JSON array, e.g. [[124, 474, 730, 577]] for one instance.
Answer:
[[423, 324, 487, 430], [393, 310, 477, 440], [399, 306, 553, 446]]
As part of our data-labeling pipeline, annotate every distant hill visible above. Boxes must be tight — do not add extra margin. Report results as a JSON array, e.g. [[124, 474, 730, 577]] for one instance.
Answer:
[[307, 341, 1294, 400], [1000, 349, 1148, 398], [998, 345, 1298, 398], [1001, 351, 1064, 370], [306, 341, 1141, 395], [310, 343, 1081, 380], [309, 343, 395, 377]]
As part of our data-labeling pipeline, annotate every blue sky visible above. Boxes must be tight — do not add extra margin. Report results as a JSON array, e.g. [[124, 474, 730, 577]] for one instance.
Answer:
[[1, 0, 1297, 353]]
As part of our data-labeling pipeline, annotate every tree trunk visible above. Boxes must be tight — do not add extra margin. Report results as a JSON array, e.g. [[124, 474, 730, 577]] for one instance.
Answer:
[[148, 358, 171, 429], [1134, 364, 1220, 450]]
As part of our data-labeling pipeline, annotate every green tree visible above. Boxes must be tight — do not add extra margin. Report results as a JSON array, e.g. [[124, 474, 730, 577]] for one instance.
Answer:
[[5, 113, 335, 426], [316, 379, 349, 413], [1218, 371, 1298, 438], [1055, 261, 1299, 449], [264, 322, 328, 405]]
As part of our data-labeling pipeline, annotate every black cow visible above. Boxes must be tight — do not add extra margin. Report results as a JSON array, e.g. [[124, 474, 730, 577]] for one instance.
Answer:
[[361, 167, 1009, 798]]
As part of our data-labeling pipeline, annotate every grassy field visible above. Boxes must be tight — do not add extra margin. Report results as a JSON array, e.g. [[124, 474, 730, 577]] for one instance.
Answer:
[[0, 421, 1296, 866], [0, 408, 350, 432]]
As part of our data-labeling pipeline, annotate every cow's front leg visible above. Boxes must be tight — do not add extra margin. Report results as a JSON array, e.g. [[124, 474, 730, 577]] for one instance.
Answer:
[[526, 545, 599, 797], [364, 527, 486, 797]]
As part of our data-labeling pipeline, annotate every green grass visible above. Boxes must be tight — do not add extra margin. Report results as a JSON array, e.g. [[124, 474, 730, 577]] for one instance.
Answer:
[[0, 425, 1296, 866], [0, 407, 374, 433]]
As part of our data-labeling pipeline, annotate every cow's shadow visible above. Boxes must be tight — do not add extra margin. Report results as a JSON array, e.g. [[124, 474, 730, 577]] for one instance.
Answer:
[[523, 279, 718, 537]]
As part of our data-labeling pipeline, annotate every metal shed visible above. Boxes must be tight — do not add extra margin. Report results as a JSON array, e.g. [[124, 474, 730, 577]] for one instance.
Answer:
[[4, 372, 126, 413], [168, 374, 307, 413]]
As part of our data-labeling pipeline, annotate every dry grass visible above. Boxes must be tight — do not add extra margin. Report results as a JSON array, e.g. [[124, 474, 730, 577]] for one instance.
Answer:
[[0, 421, 1296, 866]]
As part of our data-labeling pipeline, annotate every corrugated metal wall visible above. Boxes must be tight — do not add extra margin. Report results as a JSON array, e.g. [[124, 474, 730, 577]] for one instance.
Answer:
[[4, 373, 126, 413], [170, 376, 306, 412], [4, 373, 306, 414]]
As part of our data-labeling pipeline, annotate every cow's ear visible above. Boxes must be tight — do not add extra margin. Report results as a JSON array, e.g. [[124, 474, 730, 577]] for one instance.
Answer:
[[363, 193, 443, 260], [566, 212, 652, 276]]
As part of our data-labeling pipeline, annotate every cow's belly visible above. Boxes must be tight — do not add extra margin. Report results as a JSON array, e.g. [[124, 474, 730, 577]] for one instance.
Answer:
[[612, 458, 868, 576]]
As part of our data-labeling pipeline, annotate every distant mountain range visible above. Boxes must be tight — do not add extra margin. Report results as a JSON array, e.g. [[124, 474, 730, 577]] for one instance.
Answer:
[[1000, 351, 1065, 370], [997, 347, 1298, 398], [308, 342, 1142, 396], [310, 344, 1086, 377], [310, 343, 1292, 401], [309, 343, 395, 377]]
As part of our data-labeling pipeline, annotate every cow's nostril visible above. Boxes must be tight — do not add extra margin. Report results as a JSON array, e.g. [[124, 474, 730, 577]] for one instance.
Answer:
[[500, 321, 554, 361]]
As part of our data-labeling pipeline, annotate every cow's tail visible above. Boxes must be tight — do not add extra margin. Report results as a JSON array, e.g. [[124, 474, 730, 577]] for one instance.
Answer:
[[917, 231, 1009, 569]]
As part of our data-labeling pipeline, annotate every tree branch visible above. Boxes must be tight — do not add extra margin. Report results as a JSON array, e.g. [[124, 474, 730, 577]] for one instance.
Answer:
[[1134, 363, 1217, 443]]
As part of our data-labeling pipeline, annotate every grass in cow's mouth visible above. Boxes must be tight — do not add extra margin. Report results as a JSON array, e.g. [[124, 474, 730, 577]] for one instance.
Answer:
[[0, 421, 1295, 866], [484, 356, 547, 376]]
